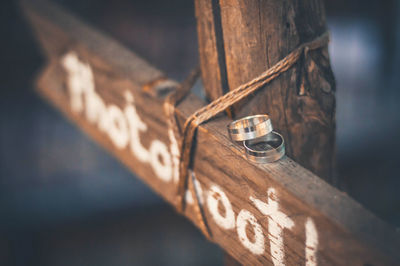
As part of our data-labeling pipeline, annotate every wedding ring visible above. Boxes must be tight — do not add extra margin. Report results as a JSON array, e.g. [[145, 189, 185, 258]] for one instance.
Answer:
[[227, 114, 273, 141], [243, 131, 285, 163]]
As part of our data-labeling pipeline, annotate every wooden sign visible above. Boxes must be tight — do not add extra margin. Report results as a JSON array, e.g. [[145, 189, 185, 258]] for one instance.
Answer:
[[22, 1, 400, 265]]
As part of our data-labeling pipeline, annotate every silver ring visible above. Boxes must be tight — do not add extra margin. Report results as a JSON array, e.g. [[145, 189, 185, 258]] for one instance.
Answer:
[[227, 114, 273, 141], [243, 131, 285, 163]]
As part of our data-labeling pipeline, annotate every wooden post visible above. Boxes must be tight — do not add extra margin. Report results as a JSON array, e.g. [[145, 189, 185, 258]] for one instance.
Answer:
[[195, 1, 336, 264], [195, 0, 336, 184], [21, 1, 400, 264]]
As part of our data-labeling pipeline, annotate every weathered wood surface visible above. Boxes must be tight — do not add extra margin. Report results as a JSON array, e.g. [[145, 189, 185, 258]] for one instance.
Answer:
[[195, 0, 229, 105], [21, 0, 400, 265], [196, 0, 336, 183], [195, 2, 336, 264]]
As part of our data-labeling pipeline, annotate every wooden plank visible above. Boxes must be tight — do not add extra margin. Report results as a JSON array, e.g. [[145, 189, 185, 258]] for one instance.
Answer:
[[210, 0, 336, 183], [195, 1, 336, 263], [21, 1, 400, 265]]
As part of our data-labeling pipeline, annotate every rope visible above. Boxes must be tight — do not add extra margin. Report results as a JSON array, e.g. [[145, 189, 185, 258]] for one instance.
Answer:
[[164, 67, 213, 238], [169, 32, 329, 240]]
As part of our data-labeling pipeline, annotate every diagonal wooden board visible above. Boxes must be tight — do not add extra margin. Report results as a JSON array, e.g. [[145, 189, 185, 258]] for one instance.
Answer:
[[21, 0, 400, 265]]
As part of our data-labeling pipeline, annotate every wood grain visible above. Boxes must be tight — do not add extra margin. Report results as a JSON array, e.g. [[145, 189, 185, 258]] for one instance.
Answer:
[[196, 0, 336, 183], [21, 0, 400, 265], [195, 0, 229, 103]]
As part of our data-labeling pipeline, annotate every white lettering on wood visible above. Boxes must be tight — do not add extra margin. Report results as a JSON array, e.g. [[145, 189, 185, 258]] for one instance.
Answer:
[[62, 51, 90, 113], [149, 140, 172, 182], [207, 185, 235, 230], [236, 209, 265, 255], [305, 218, 318, 266], [123, 94, 150, 163], [168, 128, 180, 184], [250, 188, 294, 266], [61, 51, 320, 265], [107, 104, 129, 149], [61, 51, 172, 182]]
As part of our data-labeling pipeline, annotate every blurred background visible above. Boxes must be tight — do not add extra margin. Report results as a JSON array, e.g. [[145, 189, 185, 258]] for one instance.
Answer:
[[1, 0, 400, 265]]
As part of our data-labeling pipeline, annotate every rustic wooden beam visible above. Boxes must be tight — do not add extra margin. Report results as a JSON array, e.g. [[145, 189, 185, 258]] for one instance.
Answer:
[[196, 0, 336, 183], [195, 2, 336, 262], [21, 0, 400, 265]]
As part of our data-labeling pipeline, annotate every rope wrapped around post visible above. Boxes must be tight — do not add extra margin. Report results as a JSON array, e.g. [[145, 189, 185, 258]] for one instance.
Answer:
[[166, 32, 330, 240]]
